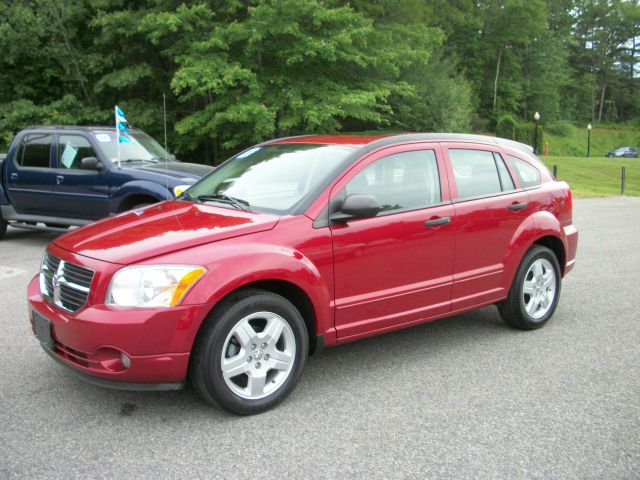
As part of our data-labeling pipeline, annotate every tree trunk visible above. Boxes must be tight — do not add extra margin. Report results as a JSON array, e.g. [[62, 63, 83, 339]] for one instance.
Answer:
[[597, 83, 606, 123], [493, 47, 502, 112], [50, 1, 92, 105]]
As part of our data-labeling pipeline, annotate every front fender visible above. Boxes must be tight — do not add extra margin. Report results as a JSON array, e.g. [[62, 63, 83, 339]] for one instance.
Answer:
[[176, 243, 333, 351], [111, 180, 171, 210]]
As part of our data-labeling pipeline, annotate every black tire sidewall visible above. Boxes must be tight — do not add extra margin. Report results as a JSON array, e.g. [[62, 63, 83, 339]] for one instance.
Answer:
[[514, 246, 562, 328], [0, 213, 6, 239], [198, 292, 308, 414]]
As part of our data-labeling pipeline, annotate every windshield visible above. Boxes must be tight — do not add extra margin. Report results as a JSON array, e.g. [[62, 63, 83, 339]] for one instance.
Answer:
[[183, 144, 354, 214], [92, 130, 172, 163]]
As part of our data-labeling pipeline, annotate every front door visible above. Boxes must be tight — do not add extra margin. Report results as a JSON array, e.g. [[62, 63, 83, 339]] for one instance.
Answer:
[[52, 134, 111, 220], [331, 144, 455, 341]]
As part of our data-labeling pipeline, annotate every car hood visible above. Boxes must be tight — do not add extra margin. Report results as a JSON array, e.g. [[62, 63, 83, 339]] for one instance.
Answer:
[[54, 201, 279, 264], [127, 161, 213, 180]]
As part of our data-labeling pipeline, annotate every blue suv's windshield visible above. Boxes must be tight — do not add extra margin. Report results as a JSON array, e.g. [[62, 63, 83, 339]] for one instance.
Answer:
[[92, 130, 172, 163]]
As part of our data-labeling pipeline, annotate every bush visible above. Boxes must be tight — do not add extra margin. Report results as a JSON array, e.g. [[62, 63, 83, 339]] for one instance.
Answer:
[[546, 121, 576, 137], [496, 114, 544, 153], [496, 115, 517, 140]]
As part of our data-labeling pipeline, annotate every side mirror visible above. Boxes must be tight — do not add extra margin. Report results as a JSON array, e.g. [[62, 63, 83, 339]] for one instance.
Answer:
[[330, 194, 381, 223], [80, 157, 102, 170]]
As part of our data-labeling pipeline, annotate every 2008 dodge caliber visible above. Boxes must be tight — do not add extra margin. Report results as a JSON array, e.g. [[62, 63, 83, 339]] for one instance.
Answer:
[[28, 134, 578, 414]]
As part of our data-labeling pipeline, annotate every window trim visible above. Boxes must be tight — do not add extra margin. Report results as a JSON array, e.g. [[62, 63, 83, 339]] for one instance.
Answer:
[[53, 133, 101, 173], [13, 133, 54, 170], [315, 143, 449, 228], [506, 154, 542, 190], [446, 145, 515, 202]]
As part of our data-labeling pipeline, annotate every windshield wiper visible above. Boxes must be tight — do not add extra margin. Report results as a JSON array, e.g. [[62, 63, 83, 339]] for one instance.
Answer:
[[121, 158, 160, 164], [194, 193, 251, 211]]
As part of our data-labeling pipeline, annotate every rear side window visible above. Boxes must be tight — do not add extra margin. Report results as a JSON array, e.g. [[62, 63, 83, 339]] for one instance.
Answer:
[[16, 134, 52, 168], [508, 156, 541, 188], [345, 150, 441, 213], [58, 135, 97, 169], [450, 149, 503, 199]]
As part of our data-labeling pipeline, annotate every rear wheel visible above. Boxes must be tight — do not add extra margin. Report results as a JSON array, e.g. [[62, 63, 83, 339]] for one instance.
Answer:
[[498, 245, 561, 330], [190, 289, 308, 414], [0, 211, 6, 240]]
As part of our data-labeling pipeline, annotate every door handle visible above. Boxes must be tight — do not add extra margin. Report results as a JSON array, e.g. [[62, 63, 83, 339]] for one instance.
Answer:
[[424, 216, 451, 227], [507, 202, 527, 211], [10, 172, 18, 180], [55, 175, 64, 185]]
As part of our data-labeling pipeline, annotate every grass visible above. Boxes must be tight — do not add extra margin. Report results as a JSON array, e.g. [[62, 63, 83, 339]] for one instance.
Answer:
[[544, 126, 640, 157], [541, 156, 640, 198]]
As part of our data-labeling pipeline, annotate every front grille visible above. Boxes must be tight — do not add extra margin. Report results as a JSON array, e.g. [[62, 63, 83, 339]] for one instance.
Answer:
[[40, 253, 94, 313]]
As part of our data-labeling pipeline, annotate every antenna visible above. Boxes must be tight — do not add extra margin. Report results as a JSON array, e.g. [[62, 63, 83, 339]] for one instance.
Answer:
[[163, 92, 168, 152], [163, 92, 169, 201]]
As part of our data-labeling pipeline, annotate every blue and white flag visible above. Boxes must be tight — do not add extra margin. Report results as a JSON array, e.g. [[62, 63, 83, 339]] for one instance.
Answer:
[[115, 105, 131, 144]]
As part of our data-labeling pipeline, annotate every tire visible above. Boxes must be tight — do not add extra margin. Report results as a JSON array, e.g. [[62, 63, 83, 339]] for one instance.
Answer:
[[0, 212, 6, 240], [497, 245, 561, 330], [190, 288, 309, 415]]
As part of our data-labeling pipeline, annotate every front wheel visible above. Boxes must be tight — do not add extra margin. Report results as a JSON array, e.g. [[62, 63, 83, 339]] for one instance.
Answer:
[[190, 289, 308, 414], [498, 245, 561, 330]]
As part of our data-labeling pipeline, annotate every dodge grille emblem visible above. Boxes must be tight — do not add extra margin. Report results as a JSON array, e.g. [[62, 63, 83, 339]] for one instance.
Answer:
[[52, 261, 65, 305]]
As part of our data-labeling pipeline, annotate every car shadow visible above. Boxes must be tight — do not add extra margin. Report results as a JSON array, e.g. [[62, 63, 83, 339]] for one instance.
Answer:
[[39, 306, 517, 422]]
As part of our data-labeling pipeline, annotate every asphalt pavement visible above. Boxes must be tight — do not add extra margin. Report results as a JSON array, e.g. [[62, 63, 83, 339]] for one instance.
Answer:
[[1, 197, 639, 479]]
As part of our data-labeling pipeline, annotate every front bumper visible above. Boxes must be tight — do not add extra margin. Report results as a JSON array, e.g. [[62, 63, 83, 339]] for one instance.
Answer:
[[28, 273, 211, 389]]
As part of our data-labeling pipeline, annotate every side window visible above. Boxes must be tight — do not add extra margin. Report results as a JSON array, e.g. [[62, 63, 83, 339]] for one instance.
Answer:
[[493, 153, 515, 191], [58, 135, 97, 170], [345, 150, 441, 214], [508, 156, 541, 188], [16, 134, 53, 168], [449, 149, 502, 199]]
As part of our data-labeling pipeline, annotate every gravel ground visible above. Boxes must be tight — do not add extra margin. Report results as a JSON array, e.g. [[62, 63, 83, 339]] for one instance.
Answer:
[[0, 197, 638, 479]]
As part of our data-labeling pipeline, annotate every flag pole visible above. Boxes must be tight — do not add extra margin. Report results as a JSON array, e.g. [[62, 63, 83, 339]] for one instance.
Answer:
[[115, 105, 121, 169]]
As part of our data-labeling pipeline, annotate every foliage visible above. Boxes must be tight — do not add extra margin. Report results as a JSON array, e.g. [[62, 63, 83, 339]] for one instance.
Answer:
[[545, 121, 576, 137], [0, 0, 638, 162], [496, 114, 544, 153], [544, 125, 640, 157]]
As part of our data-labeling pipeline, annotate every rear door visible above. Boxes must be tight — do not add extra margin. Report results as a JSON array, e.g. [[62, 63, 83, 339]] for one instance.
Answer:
[[443, 144, 530, 311], [52, 134, 110, 220], [331, 144, 455, 341], [6, 133, 56, 215]]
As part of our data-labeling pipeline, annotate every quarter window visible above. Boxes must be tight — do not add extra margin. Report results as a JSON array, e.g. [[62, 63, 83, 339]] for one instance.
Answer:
[[449, 149, 503, 199], [17, 134, 52, 168], [58, 135, 97, 170], [509, 156, 541, 188], [345, 150, 441, 213]]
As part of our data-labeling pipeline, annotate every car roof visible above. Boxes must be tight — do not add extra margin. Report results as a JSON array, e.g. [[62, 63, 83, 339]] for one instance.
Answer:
[[22, 125, 142, 133], [267, 133, 534, 155]]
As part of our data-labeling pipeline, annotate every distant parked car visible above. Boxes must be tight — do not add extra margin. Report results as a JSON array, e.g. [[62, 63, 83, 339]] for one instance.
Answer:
[[0, 125, 213, 238], [606, 147, 638, 158]]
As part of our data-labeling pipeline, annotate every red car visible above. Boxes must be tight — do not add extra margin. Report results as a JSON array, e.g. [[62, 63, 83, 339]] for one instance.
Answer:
[[28, 133, 578, 414]]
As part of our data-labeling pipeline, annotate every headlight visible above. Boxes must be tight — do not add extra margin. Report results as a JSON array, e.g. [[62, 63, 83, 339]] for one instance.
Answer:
[[173, 184, 192, 197], [107, 265, 206, 308]]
